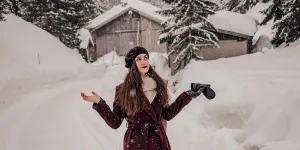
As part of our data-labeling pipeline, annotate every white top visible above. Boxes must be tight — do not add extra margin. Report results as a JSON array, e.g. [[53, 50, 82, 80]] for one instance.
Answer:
[[142, 76, 157, 103]]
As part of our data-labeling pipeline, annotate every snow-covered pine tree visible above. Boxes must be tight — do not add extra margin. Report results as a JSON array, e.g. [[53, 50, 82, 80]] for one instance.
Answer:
[[21, 0, 103, 49], [20, 0, 49, 24], [94, 0, 106, 12], [101, 0, 120, 9], [158, 0, 219, 70], [268, 0, 300, 47], [222, 0, 259, 14], [54, 0, 104, 48], [141, 0, 164, 8], [0, 0, 10, 21], [260, 0, 287, 25], [6, 0, 22, 16], [217, 0, 229, 9]]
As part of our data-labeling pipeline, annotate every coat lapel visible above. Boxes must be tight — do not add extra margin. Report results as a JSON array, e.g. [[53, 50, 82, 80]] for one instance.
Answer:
[[143, 94, 158, 122]]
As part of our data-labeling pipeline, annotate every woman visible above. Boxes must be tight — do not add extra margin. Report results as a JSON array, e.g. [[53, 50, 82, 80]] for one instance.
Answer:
[[81, 46, 205, 150]]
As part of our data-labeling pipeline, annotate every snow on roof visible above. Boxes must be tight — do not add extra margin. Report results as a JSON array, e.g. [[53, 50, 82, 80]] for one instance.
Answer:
[[78, 28, 94, 49], [89, 1, 257, 37], [208, 10, 258, 37], [88, 0, 167, 31]]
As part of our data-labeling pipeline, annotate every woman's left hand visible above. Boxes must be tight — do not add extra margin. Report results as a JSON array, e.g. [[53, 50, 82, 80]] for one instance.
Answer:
[[80, 91, 101, 103]]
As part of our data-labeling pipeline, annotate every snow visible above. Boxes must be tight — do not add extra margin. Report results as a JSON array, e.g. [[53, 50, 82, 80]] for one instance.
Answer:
[[92, 51, 171, 80], [246, 2, 275, 44], [1, 11, 300, 150], [0, 14, 87, 80], [90, 1, 257, 38], [246, 2, 272, 23], [78, 28, 94, 49], [149, 52, 171, 79], [88, 0, 167, 30], [170, 45, 300, 150], [92, 51, 124, 66], [208, 10, 258, 36], [0, 14, 104, 110]]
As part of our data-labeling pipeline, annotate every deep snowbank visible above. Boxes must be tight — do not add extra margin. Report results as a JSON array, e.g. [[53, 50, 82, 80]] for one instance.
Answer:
[[172, 46, 300, 150]]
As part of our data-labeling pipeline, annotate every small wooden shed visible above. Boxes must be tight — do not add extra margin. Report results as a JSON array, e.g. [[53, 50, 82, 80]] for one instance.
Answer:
[[88, 0, 258, 74], [89, 0, 168, 58]]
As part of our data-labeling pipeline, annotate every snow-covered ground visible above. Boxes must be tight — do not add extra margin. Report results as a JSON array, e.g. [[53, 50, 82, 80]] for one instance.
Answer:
[[1, 12, 300, 150], [0, 14, 106, 111]]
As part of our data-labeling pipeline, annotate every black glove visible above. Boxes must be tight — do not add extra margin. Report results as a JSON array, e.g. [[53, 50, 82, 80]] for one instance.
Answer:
[[191, 83, 211, 92], [189, 83, 216, 100], [185, 86, 205, 98]]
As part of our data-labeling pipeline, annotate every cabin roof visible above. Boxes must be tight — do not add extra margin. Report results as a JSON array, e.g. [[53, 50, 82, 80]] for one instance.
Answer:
[[89, 0, 257, 38]]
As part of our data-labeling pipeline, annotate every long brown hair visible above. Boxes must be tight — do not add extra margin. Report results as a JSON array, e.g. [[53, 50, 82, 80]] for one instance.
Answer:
[[117, 62, 169, 116]]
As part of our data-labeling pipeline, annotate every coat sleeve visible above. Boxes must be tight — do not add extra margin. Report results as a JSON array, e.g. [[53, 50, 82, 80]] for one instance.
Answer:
[[92, 85, 126, 129], [162, 91, 192, 121]]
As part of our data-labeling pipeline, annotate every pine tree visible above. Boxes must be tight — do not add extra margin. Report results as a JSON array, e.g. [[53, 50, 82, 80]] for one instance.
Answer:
[[141, 0, 164, 8], [21, 0, 104, 49], [94, 0, 106, 13], [21, 0, 49, 24], [102, 0, 120, 9], [158, 0, 219, 70], [0, 0, 10, 22], [260, 0, 299, 47], [260, 0, 287, 25], [270, 0, 300, 47], [6, 0, 22, 16], [222, 0, 259, 14]]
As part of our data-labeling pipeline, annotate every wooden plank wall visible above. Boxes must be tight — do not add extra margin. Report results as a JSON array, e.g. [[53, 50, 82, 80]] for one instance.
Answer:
[[93, 12, 141, 57], [140, 16, 167, 53], [168, 40, 248, 75], [92, 11, 169, 58], [199, 40, 247, 60], [119, 32, 139, 55]]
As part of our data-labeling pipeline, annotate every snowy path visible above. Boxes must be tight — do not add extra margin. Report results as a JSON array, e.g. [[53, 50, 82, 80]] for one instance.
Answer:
[[0, 66, 124, 150], [1, 47, 300, 150], [0, 78, 99, 150]]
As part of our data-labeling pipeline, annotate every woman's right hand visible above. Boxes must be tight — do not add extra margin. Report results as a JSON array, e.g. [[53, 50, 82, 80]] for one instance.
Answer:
[[81, 91, 101, 103]]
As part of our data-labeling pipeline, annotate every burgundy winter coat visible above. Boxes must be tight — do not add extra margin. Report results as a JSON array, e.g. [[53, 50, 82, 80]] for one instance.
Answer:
[[92, 84, 192, 150]]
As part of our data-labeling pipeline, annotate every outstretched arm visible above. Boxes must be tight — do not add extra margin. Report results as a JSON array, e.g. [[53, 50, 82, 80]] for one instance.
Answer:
[[162, 86, 205, 121], [92, 86, 125, 129], [162, 92, 192, 121]]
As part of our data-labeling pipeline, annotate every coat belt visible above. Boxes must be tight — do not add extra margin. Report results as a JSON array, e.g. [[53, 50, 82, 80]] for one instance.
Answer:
[[127, 121, 168, 150]]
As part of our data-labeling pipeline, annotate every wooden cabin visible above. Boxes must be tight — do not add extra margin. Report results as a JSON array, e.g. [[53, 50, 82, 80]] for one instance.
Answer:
[[88, 1, 258, 74], [89, 0, 167, 59]]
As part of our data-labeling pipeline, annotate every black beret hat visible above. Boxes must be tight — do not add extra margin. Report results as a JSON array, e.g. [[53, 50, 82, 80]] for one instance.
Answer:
[[125, 46, 149, 68]]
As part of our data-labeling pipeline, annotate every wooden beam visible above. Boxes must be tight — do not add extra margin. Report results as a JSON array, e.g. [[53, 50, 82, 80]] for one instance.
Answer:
[[205, 28, 253, 39], [114, 30, 137, 33], [103, 29, 150, 34]]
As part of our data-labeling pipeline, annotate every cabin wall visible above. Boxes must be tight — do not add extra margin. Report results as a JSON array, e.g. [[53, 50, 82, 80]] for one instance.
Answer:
[[140, 16, 167, 53], [168, 39, 248, 75], [92, 11, 167, 58]]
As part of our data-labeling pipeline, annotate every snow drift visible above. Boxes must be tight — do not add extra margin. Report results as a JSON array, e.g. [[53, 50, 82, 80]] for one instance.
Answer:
[[171, 46, 300, 150], [0, 15, 105, 111], [0, 14, 87, 81]]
